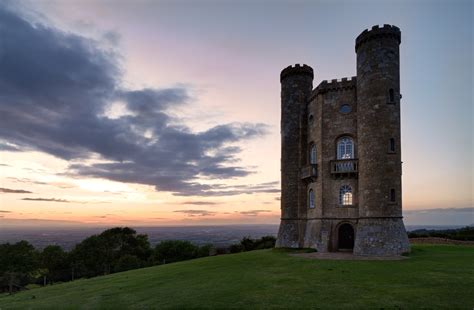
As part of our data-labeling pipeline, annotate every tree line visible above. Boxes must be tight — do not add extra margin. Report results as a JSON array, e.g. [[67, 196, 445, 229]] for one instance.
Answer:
[[0, 227, 276, 294]]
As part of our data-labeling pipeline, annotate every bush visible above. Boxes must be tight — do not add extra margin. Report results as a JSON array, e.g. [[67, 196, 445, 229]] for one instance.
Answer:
[[153, 240, 199, 264], [230, 236, 277, 253], [114, 255, 141, 272]]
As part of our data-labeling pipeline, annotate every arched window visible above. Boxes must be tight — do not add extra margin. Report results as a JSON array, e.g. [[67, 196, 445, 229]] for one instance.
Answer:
[[339, 185, 353, 206], [389, 89, 395, 103], [310, 144, 317, 164], [337, 137, 354, 159], [308, 189, 315, 209]]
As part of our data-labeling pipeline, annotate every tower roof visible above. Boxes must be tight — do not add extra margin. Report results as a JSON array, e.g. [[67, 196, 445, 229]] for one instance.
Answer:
[[355, 24, 401, 52], [280, 64, 314, 82]]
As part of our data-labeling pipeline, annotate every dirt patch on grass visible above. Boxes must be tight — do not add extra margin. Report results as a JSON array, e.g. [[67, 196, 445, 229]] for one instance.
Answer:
[[291, 252, 408, 261]]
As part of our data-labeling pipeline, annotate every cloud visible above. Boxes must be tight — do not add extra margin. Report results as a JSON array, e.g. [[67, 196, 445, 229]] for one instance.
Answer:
[[239, 210, 272, 216], [181, 201, 218, 206], [0, 141, 21, 152], [174, 210, 217, 217], [0, 210, 12, 213], [404, 207, 474, 214], [0, 6, 268, 197], [404, 207, 474, 226], [22, 198, 71, 203], [0, 187, 32, 193]]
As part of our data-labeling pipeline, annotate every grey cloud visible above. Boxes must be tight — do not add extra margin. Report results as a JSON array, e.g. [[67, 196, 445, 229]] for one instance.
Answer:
[[0, 6, 268, 197], [182, 201, 218, 206], [0, 142, 21, 151], [174, 210, 217, 217], [0, 188, 32, 194], [240, 210, 272, 216], [404, 207, 474, 214], [0, 210, 12, 213], [22, 198, 71, 203]]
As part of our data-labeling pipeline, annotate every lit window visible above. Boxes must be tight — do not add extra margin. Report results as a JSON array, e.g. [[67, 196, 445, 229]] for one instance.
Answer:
[[339, 185, 353, 206], [309, 189, 315, 209], [310, 144, 317, 164], [337, 137, 354, 159]]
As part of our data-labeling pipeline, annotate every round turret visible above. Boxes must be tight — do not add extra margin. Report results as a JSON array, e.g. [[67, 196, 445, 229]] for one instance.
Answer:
[[355, 24, 401, 52], [280, 64, 314, 82], [354, 25, 409, 255], [277, 63, 313, 248]]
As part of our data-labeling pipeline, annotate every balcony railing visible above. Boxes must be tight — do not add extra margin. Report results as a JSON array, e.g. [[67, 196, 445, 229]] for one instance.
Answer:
[[301, 164, 317, 181], [330, 159, 358, 176]]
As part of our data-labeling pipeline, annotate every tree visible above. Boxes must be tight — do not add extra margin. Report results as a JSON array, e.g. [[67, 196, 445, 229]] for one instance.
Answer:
[[153, 240, 198, 264], [70, 227, 152, 277], [40, 245, 69, 284], [0, 241, 39, 294], [114, 255, 141, 272]]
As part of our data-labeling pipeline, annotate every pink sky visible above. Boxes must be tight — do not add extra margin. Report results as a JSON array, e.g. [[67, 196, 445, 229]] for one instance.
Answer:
[[0, 0, 472, 227]]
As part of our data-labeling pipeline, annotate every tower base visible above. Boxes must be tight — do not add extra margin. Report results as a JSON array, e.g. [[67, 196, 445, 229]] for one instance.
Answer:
[[276, 219, 305, 248], [354, 217, 410, 256]]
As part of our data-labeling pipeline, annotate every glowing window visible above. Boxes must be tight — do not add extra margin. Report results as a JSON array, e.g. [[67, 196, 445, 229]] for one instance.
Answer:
[[339, 185, 353, 206], [337, 137, 354, 159]]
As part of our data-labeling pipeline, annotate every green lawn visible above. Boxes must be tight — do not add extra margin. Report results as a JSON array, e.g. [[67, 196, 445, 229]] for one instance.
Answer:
[[1, 245, 473, 309]]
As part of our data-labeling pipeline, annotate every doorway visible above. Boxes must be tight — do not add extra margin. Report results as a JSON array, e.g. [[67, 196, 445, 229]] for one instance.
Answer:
[[338, 223, 354, 251]]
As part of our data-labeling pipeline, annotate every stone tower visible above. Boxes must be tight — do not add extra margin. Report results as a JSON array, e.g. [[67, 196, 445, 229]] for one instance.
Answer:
[[276, 25, 410, 256]]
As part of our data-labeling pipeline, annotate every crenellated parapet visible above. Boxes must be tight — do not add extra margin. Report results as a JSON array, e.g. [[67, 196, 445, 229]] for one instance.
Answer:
[[310, 77, 356, 100], [280, 64, 314, 82], [355, 24, 400, 52]]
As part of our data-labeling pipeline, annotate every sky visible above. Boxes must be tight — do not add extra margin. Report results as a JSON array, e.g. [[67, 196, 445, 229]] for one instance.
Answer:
[[0, 0, 472, 228]]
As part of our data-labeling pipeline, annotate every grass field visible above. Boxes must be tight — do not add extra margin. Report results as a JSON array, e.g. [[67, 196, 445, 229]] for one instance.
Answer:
[[1, 245, 473, 309]]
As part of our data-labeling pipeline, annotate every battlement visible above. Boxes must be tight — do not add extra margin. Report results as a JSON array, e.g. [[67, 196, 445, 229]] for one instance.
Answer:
[[355, 24, 401, 52], [280, 64, 314, 82], [310, 76, 356, 99]]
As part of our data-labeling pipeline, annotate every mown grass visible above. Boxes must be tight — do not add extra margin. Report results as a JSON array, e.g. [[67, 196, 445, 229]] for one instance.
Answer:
[[1, 245, 473, 309]]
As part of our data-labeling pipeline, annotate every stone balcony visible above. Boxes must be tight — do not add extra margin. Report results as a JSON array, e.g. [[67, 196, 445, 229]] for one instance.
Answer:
[[330, 159, 358, 177], [301, 164, 317, 181]]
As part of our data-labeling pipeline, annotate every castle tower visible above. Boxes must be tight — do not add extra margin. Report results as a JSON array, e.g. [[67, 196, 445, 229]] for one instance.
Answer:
[[276, 64, 313, 248], [354, 25, 410, 255], [276, 25, 409, 256]]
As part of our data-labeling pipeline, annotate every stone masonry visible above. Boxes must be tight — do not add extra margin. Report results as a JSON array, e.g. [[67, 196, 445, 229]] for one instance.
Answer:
[[276, 25, 410, 256]]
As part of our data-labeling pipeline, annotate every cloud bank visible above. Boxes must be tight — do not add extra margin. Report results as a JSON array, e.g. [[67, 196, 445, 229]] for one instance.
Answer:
[[0, 188, 32, 194], [0, 6, 270, 197]]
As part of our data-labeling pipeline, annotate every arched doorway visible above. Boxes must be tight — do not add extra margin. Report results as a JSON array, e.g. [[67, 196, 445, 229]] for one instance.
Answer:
[[338, 223, 354, 251]]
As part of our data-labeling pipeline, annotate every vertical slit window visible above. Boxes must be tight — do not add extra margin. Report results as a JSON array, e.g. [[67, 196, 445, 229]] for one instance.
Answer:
[[389, 138, 395, 152], [390, 189, 396, 202], [309, 189, 315, 209], [389, 88, 395, 103], [310, 144, 317, 164]]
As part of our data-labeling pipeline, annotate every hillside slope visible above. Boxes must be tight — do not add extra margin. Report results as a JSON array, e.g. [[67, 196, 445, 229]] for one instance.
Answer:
[[1, 245, 473, 309]]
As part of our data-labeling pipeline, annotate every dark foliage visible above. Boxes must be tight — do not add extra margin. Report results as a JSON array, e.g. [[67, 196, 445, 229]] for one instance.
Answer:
[[70, 227, 153, 277], [0, 241, 39, 294], [408, 226, 474, 241], [229, 236, 276, 253]]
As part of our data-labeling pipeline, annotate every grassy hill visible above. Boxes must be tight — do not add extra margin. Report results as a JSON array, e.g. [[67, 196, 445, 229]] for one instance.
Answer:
[[1, 245, 473, 309]]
